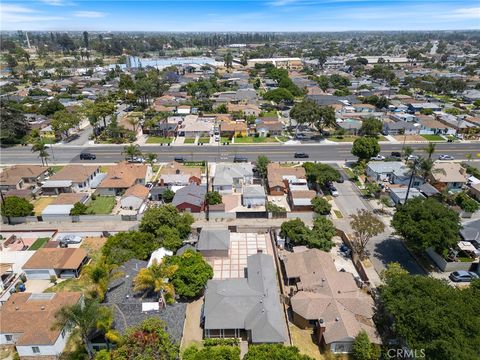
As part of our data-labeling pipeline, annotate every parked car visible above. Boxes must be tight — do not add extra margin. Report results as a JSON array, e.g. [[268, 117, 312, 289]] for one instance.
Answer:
[[390, 152, 401, 158], [59, 235, 82, 244], [174, 156, 185, 163], [80, 152, 96, 160], [127, 156, 145, 163], [294, 152, 309, 159], [330, 187, 339, 197], [449, 270, 479, 282], [234, 155, 248, 163], [407, 154, 419, 161], [370, 155, 386, 161], [439, 154, 455, 160]]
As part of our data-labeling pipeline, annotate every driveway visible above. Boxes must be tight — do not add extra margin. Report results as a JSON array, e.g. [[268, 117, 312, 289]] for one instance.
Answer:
[[333, 167, 425, 275]]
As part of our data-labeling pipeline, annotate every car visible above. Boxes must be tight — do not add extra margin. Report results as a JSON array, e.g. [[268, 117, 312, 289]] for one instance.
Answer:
[[80, 152, 96, 160], [336, 177, 345, 183], [127, 156, 145, 163], [145, 182, 154, 190], [449, 270, 479, 282], [370, 155, 386, 161], [390, 152, 401, 158], [215, 135, 220, 142], [330, 187, 339, 197], [407, 154, 419, 161], [294, 152, 309, 159], [233, 155, 248, 163], [59, 235, 82, 244], [174, 156, 185, 163], [439, 154, 455, 160]]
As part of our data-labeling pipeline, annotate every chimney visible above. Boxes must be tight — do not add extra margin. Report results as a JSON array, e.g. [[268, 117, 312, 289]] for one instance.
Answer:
[[316, 319, 326, 344]]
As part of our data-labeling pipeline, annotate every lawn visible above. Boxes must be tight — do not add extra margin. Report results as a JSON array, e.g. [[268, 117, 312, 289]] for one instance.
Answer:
[[29, 237, 50, 250], [33, 197, 56, 215], [234, 136, 278, 144], [259, 110, 278, 118], [146, 136, 173, 144], [276, 136, 290, 142], [421, 134, 445, 141], [328, 135, 387, 142], [184, 138, 196, 144], [86, 196, 116, 214], [220, 136, 231, 144], [48, 165, 64, 174], [198, 137, 211, 144]]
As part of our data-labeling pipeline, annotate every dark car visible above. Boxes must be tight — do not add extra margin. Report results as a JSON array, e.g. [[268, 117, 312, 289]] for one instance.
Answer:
[[174, 156, 185, 163], [390, 151, 401, 158], [80, 152, 96, 160], [294, 152, 309, 159], [233, 155, 248, 163]]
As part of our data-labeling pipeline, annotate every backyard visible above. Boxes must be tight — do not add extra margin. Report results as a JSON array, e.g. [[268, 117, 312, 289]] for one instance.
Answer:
[[28, 237, 50, 250], [146, 136, 173, 144], [86, 196, 116, 214], [33, 197, 56, 215]]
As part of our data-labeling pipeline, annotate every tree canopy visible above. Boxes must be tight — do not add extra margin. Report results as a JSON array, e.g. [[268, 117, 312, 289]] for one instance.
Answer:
[[302, 162, 341, 186], [256, 155, 270, 179], [359, 117, 383, 136], [140, 205, 194, 239], [391, 197, 461, 253], [164, 250, 213, 299], [0, 100, 29, 146], [378, 264, 480, 360], [311, 196, 332, 215], [352, 330, 380, 360], [1, 196, 34, 217], [280, 217, 335, 251], [351, 137, 380, 160], [183, 344, 240, 360], [205, 191, 222, 206], [102, 231, 159, 264], [263, 88, 294, 103], [244, 344, 313, 360]]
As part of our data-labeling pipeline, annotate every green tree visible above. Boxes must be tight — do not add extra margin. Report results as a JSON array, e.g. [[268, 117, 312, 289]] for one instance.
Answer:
[[402, 145, 414, 159], [256, 155, 270, 179], [157, 225, 183, 251], [0, 196, 34, 217], [140, 205, 194, 239], [162, 189, 175, 203], [31, 139, 50, 166], [111, 318, 179, 360], [350, 210, 385, 260], [302, 162, 341, 186], [183, 343, 240, 360], [420, 108, 434, 115], [102, 231, 159, 264], [351, 137, 380, 160], [244, 344, 313, 360], [51, 109, 80, 139], [378, 265, 480, 360], [311, 196, 331, 215], [38, 98, 65, 116], [205, 191, 222, 205], [290, 99, 322, 130], [133, 261, 178, 304], [164, 250, 213, 298], [359, 117, 383, 136], [263, 88, 294, 103], [309, 216, 336, 250], [352, 330, 380, 360], [392, 197, 461, 253], [224, 52, 233, 68], [455, 192, 480, 213], [70, 202, 88, 216], [0, 100, 29, 145], [423, 142, 436, 160], [122, 143, 142, 161], [364, 182, 381, 198], [146, 153, 158, 167], [54, 299, 115, 359]]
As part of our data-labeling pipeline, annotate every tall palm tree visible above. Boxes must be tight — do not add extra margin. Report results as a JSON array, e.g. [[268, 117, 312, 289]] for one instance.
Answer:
[[122, 143, 142, 161], [146, 153, 158, 167], [403, 145, 414, 159], [53, 299, 116, 359], [423, 142, 436, 160], [133, 262, 178, 305], [31, 139, 49, 166]]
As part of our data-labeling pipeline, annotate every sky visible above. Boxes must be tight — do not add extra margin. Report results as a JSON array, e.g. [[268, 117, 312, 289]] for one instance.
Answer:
[[0, 0, 479, 32]]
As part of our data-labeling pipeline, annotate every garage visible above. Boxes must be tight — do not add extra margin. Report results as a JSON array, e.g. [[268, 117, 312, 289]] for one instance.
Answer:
[[24, 269, 52, 280]]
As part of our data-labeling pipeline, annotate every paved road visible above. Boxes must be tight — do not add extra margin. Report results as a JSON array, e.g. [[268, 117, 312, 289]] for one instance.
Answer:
[[333, 168, 426, 275], [1, 142, 479, 165]]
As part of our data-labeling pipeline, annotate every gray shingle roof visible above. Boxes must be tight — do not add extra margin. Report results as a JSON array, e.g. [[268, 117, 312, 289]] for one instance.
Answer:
[[460, 220, 480, 241], [197, 228, 230, 251], [172, 184, 206, 207], [243, 184, 266, 198], [203, 253, 286, 343]]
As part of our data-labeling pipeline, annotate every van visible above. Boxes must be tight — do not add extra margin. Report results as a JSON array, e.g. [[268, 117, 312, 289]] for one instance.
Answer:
[[233, 155, 248, 163]]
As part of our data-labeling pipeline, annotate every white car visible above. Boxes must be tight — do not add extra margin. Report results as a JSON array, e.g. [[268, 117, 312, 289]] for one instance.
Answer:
[[407, 154, 419, 161], [370, 155, 385, 161], [59, 235, 82, 244], [215, 135, 220, 142], [439, 154, 455, 160]]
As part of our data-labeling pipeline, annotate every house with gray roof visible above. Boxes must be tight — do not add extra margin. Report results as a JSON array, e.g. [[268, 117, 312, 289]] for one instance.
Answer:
[[213, 163, 253, 194], [172, 184, 207, 213], [242, 184, 266, 208], [103, 259, 186, 343], [203, 253, 287, 343], [197, 228, 230, 257], [366, 162, 423, 186]]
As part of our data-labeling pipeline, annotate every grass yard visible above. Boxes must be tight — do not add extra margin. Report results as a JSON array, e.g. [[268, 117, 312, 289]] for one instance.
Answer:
[[29, 237, 50, 250], [234, 136, 278, 144], [259, 110, 278, 118], [329, 135, 387, 142], [276, 135, 290, 142], [421, 134, 445, 141], [220, 136, 231, 144], [198, 137, 211, 144], [33, 197, 56, 215], [86, 196, 116, 214], [184, 138, 196, 144], [48, 165, 64, 174], [146, 136, 173, 144]]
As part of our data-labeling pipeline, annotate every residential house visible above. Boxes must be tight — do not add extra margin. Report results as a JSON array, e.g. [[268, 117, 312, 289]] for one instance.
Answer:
[[383, 121, 419, 136], [197, 228, 230, 257], [256, 121, 283, 137], [203, 253, 286, 343], [352, 103, 376, 113], [288, 190, 316, 211], [283, 248, 380, 353], [389, 187, 425, 205], [220, 121, 248, 138], [42, 165, 101, 195], [97, 163, 150, 196], [22, 248, 88, 280], [172, 184, 207, 213], [242, 185, 266, 208], [213, 163, 254, 194], [418, 117, 455, 136], [120, 184, 150, 211], [0, 165, 49, 191], [470, 183, 480, 202], [430, 162, 468, 191], [407, 102, 442, 113], [0, 292, 82, 359], [227, 103, 261, 117], [337, 119, 362, 135], [266, 163, 306, 196], [176, 105, 191, 115], [366, 162, 422, 186], [42, 193, 89, 218], [103, 259, 186, 344], [178, 115, 214, 138], [159, 162, 202, 187], [146, 122, 178, 137]]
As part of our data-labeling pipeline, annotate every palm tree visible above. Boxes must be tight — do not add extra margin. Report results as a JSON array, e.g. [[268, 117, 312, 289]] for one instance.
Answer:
[[122, 143, 142, 161], [31, 139, 49, 166], [423, 142, 436, 160], [53, 299, 115, 359], [402, 145, 414, 159], [133, 262, 178, 305], [146, 153, 157, 167]]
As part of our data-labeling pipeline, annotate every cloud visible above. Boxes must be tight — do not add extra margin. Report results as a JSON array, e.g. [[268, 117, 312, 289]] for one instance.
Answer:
[[444, 7, 480, 19], [269, 0, 300, 6], [39, 0, 67, 6], [73, 10, 105, 18], [0, 3, 64, 23]]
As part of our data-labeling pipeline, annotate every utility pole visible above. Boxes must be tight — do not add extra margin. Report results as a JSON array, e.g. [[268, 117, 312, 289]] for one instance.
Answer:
[[205, 161, 209, 222], [0, 190, 11, 225], [404, 158, 419, 204]]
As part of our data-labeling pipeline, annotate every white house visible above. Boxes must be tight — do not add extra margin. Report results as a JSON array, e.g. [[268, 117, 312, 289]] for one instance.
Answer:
[[0, 292, 83, 358], [213, 163, 253, 194], [242, 185, 266, 208], [120, 184, 150, 211]]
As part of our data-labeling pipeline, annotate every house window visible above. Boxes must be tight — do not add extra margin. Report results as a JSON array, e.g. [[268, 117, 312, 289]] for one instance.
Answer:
[[32, 347, 40, 354], [5, 335, 13, 341]]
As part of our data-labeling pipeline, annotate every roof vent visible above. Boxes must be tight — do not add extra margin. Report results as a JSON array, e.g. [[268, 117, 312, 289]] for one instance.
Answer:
[[15, 307, 19, 311], [335, 317, 339, 322], [41, 306, 45, 310], [319, 318, 324, 324]]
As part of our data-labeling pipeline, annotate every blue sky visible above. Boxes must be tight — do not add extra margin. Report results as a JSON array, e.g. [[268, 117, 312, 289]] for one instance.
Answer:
[[0, 0, 479, 32]]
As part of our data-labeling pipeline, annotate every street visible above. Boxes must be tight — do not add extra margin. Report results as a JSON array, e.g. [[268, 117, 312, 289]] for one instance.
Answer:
[[1, 141, 479, 165]]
